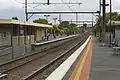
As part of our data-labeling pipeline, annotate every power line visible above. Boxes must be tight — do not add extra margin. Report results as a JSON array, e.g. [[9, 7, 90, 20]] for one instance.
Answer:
[[22, 0, 83, 21], [13, 0, 81, 12], [24, 2, 82, 5], [61, 0, 73, 11], [27, 11, 100, 14], [13, 0, 41, 11], [13, 0, 24, 4]]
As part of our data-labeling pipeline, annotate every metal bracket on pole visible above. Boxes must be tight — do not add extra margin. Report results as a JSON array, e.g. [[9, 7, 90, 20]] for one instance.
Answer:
[[27, 14, 34, 21]]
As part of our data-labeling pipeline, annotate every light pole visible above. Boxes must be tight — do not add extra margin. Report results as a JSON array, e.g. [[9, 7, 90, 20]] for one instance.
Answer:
[[53, 18, 57, 38], [44, 15, 50, 21], [44, 15, 50, 40]]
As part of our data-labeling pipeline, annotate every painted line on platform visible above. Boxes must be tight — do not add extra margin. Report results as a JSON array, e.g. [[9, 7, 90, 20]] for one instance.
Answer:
[[69, 37, 92, 80], [45, 36, 91, 80]]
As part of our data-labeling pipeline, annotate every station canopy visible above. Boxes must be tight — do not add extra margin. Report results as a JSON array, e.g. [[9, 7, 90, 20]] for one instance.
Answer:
[[0, 19, 53, 28]]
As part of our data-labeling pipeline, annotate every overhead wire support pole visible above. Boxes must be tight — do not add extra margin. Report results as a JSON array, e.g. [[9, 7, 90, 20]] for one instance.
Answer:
[[25, 0, 28, 21], [99, 0, 102, 40], [47, 0, 50, 5], [99, 0, 101, 16], [25, 0, 28, 54], [102, 0, 106, 42], [92, 13, 94, 33], [109, 0, 112, 47]]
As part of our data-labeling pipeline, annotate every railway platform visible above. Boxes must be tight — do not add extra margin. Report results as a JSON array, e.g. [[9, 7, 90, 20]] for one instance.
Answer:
[[89, 37, 120, 80], [46, 36, 120, 80]]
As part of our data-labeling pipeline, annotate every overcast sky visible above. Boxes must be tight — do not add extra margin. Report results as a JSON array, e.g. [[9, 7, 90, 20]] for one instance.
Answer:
[[0, 0, 120, 24]]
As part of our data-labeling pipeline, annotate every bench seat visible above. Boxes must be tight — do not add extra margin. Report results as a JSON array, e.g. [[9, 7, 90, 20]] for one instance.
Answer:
[[113, 47, 120, 55]]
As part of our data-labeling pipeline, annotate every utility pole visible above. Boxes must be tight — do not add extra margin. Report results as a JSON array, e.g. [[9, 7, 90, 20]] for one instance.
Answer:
[[109, 0, 112, 47], [101, 0, 106, 42], [25, 0, 28, 21]]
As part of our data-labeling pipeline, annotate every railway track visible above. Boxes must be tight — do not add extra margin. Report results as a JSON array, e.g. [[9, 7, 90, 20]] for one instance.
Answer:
[[0, 34, 89, 80], [23, 34, 89, 80], [0, 36, 76, 74]]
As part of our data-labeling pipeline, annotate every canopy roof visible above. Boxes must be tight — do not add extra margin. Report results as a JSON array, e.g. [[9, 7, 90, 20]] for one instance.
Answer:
[[108, 20, 120, 26], [0, 19, 53, 28]]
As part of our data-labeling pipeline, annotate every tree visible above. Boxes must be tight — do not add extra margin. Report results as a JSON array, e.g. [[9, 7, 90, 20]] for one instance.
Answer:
[[53, 25, 64, 35], [94, 12, 120, 33], [33, 18, 48, 24], [59, 21, 69, 28], [58, 21, 85, 35], [69, 23, 77, 28], [12, 17, 18, 20]]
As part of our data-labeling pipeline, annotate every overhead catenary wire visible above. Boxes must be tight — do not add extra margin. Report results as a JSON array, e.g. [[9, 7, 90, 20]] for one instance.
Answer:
[[13, 0, 83, 21], [12, 0, 41, 11], [13, 0, 80, 12], [61, 0, 73, 11]]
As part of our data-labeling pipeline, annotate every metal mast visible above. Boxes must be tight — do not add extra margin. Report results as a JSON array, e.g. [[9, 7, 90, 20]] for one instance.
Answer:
[[25, 0, 28, 21], [101, 0, 106, 42]]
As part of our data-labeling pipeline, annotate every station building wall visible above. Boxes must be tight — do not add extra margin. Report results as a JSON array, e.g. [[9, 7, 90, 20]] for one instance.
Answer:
[[36, 27, 45, 42], [0, 24, 48, 57], [0, 24, 11, 47]]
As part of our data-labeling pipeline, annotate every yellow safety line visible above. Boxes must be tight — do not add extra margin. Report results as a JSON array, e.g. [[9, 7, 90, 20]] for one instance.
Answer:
[[74, 38, 92, 80]]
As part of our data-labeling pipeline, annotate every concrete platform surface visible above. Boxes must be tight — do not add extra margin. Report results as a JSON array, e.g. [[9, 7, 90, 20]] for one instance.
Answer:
[[90, 37, 120, 80]]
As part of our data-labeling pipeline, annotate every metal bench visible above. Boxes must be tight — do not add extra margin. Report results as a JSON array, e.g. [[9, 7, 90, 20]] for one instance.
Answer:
[[0, 73, 8, 80], [113, 47, 120, 56], [112, 40, 120, 56]]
